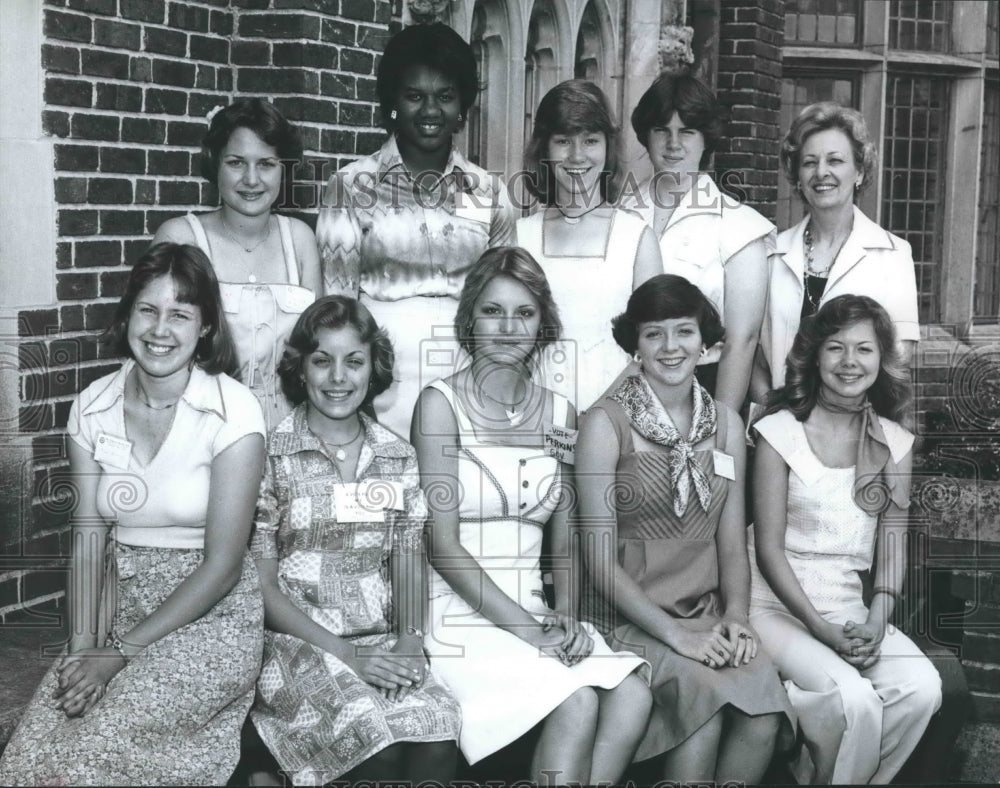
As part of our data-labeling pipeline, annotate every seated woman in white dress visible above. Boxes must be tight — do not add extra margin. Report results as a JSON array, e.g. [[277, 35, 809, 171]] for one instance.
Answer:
[[749, 294, 941, 784], [0, 244, 266, 786], [413, 247, 651, 784]]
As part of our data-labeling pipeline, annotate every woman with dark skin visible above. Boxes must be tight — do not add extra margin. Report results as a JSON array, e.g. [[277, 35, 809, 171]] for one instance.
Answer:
[[318, 23, 515, 438]]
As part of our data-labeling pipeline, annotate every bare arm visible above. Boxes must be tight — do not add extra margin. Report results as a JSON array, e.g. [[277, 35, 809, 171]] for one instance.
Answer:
[[715, 238, 768, 412], [290, 217, 322, 296], [66, 440, 113, 653], [576, 407, 733, 666], [550, 405, 578, 617], [412, 387, 558, 649], [632, 225, 664, 289], [151, 215, 197, 247]]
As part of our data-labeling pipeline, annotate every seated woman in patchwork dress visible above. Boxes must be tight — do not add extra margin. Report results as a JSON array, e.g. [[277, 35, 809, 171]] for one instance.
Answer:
[[250, 296, 461, 785]]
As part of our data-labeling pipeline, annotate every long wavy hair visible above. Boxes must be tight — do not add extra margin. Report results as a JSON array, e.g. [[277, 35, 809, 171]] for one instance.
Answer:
[[762, 294, 911, 424], [454, 246, 562, 358]]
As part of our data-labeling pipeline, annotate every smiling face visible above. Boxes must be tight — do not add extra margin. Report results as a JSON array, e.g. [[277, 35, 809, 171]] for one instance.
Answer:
[[217, 126, 283, 217], [127, 275, 205, 381], [817, 319, 881, 406], [635, 317, 704, 390], [469, 275, 542, 367], [546, 130, 607, 205], [393, 64, 462, 162], [798, 127, 862, 213], [646, 111, 705, 177], [303, 326, 372, 424]]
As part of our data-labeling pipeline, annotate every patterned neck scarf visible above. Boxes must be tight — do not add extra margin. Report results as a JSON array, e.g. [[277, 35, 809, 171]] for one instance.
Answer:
[[611, 373, 717, 516], [816, 391, 909, 514]]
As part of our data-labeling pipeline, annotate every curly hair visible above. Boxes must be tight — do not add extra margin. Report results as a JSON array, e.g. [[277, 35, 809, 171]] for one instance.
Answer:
[[454, 246, 562, 358], [763, 294, 911, 424], [200, 98, 303, 197], [376, 23, 479, 130], [103, 243, 238, 378], [630, 69, 726, 171], [278, 296, 395, 408], [611, 274, 725, 355], [522, 79, 624, 205], [780, 101, 877, 201]]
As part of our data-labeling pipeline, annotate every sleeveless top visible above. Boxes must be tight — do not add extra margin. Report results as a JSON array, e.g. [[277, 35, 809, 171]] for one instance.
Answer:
[[516, 210, 645, 410], [425, 379, 569, 613], [185, 213, 315, 430], [585, 396, 731, 630], [748, 409, 914, 617]]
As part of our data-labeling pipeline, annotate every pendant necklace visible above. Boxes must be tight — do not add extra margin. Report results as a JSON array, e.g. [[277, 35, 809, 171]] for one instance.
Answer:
[[319, 421, 364, 462], [220, 215, 271, 283], [480, 381, 529, 426], [554, 202, 604, 225]]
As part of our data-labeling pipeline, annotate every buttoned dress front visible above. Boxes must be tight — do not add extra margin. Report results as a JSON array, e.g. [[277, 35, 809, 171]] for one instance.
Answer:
[[317, 137, 515, 437], [250, 407, 460, 785]]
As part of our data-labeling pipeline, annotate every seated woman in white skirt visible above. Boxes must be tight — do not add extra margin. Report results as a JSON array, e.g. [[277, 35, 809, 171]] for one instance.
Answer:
[[413, 247, 652, 784]]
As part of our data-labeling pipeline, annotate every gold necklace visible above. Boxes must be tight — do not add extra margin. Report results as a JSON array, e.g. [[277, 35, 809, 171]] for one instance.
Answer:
[[318, 422, 364, 462], [134, 378, 180, 410], [478, 380, 529, 425], [553, 202, 605, 225], [220, 216, 271, 282]]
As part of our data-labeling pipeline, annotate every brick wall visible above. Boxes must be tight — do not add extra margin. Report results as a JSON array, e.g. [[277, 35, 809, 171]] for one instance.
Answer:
[[713, 0, 783, 222], [4, 0, 398, 621]]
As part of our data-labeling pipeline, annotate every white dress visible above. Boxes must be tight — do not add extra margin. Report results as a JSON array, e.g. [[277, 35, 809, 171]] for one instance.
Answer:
[[748, 410, 941, 784], [515, 210, 646, 411], [424, 379, 647, 765]]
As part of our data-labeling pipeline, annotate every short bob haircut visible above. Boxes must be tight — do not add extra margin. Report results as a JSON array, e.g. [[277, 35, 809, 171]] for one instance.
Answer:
[[376, 23, 479, 131], [103, 243, 238, 378], [454, 246, 562, 358], [630, 70, 726, 171], [611, 273, 725, 356], [780, 101, 878, 200], [200, 98, 303, 192], [764, 294, 911, 424], [523, 79, 624, 205], [278, 296, 395, 408]]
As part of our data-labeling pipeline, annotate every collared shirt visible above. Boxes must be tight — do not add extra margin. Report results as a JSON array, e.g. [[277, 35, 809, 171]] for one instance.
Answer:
[[760, 206, 920, 389], [66, 360, 265, 549], [621, 172, 775, 320], [251, 406, 428, 564], [316, 135, 516, 300]]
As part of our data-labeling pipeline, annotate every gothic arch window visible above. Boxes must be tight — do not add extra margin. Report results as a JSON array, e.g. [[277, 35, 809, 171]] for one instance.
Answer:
[[574, 0, 617, 106], [467, 0, 513, 172], [524, 1, 562, 144]]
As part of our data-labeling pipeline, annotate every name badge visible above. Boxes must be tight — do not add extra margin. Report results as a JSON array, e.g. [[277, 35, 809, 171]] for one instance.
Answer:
[[94, 433, 132, 470], [454, 203, 493, 225], [333, 481, 405, 523], [712, 450, 736, 481], [543, 424, 578, 465]]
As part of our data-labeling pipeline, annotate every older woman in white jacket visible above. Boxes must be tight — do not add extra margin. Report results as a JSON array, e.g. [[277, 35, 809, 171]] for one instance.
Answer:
[[751, 102, 918, 402]]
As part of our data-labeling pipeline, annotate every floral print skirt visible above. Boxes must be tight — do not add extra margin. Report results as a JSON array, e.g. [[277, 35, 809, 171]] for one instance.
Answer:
[[0, 543, 263, 786]]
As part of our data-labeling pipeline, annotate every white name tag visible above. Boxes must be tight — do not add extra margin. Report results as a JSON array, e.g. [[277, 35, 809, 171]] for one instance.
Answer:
[[94, 433, 132, 470], [712, 450, 736, 481], [333, 481, 405, 523], [543, 424, 578, 465]]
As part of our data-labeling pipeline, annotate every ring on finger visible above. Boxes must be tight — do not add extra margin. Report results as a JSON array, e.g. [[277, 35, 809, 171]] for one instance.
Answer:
[[738, 632, 749, 639], [702, 657, 712, 666]]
